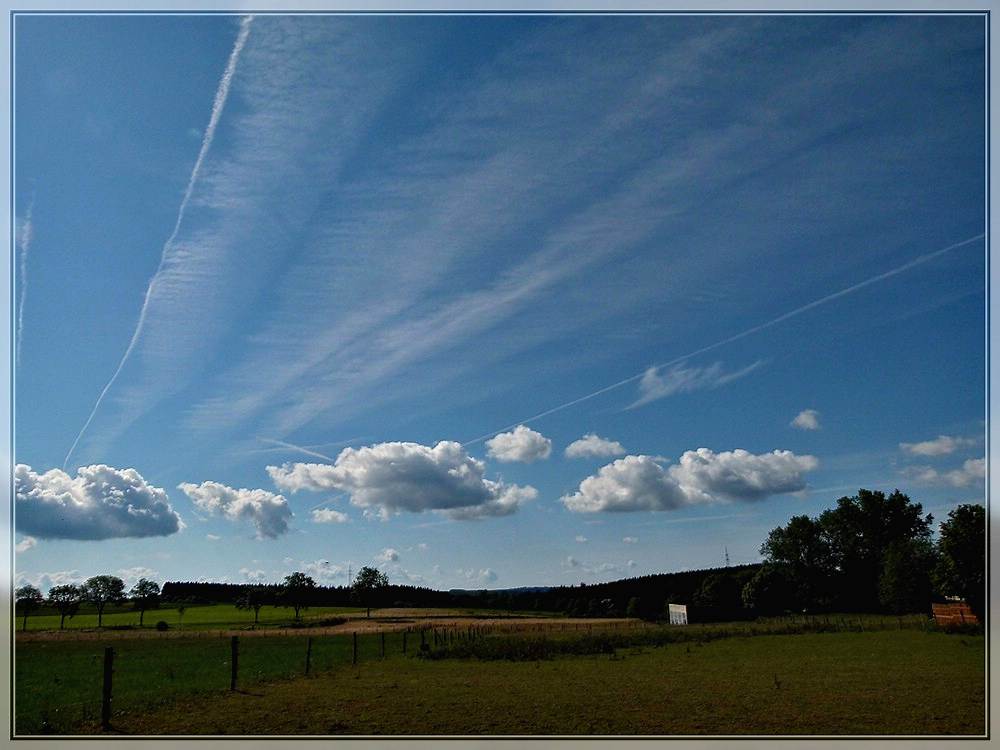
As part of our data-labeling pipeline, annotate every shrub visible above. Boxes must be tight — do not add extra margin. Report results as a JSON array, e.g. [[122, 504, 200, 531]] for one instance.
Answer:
[[155, 620, 169, 631]]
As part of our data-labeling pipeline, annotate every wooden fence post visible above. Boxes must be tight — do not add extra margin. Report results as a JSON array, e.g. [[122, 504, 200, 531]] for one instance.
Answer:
[[230, 636, 239, 691], [101, 646, 113, 730], [381, 632, 386, 659]]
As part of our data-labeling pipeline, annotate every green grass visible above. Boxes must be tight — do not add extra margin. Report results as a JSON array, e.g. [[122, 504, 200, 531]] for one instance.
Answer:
[[14, 627, 985, 736]]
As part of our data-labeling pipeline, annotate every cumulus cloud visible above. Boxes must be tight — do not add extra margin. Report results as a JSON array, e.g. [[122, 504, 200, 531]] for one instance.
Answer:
[[311, 508, 349, 524], [459, 568, 498, 585], [562, 455, 693, 513], [575, 535, 588, 543], [240, 568, 268, 582], [565, 433, 626, 459], [268, 440, 536, 520], [178, 481, 293, 539], [295, 559, 344, 583], [562, 448, 818, 513], [622, 536, 638, 544], [669, 448, 819, 503], [908, 457, 985, 488], [900, 435, 976, 456], [790, 409, 821, 430], [486, 425, 552, 463], [378, 548, 400, 563], [632, 360, 763, 407], [15, 464, 184, 540]]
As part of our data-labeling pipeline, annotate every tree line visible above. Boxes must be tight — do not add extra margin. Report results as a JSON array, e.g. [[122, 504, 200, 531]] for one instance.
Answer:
[[15, 491, 984, 629]]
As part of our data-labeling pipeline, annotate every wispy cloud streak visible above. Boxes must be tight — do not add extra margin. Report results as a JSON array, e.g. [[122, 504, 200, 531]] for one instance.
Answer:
[[63, 16, 253, 470], [466, 233, 984, 444], [15, 195, 34, 369]]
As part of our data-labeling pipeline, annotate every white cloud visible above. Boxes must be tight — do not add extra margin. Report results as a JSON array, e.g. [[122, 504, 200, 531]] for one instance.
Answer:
[[562, 448, 818, 513], [900, 435, 976, 456], [909, 457, 985, 488], [178, 481, 293, 539], [632, 360, 764, 407], [486, 425, 552, 463], [268, 440, 536, 520], [575, 535, 588, 543], [116, 567, 160, 589], [15, 570, 85, 592], [790, 409, 821, 430], [622, 536, 638, 544], [240, 568, 268, 582], [311, 508, 349, 524], [459, 568, 498, 585], [669, 448, 820, 503], [295, 559, 344, 583], [378, 548, 400, 563], [565, 433, 626, 459], [15, 537, 37, 553], [562, 455, 693, 513], [15, 464, 184, 540]]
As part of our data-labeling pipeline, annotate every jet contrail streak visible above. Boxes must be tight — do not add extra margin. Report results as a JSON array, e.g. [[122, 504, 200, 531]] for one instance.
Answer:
[[16, 196, 34, 369], [257, 437, 337, 463], [63, 16, 254, 471], [464, 233, 984, 446]]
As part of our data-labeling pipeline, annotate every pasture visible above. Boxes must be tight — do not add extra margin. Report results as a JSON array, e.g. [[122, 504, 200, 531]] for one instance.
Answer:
[[13, 610, 986, 736]]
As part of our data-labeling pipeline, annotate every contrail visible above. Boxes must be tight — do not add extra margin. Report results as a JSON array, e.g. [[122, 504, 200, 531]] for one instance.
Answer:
[[63, 15, 254, 471], [257, 437, 337, 463], [15, 195, 34, 369], [464, 233, 984, 446]]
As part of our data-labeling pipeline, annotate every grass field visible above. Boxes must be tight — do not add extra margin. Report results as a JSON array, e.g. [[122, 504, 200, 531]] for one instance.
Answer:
[[14, 617, 986, 736], [15, 602, 365, 633]]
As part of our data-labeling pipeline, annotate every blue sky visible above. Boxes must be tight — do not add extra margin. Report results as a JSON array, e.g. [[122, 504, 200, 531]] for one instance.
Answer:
[[10, 12, 988, 594]]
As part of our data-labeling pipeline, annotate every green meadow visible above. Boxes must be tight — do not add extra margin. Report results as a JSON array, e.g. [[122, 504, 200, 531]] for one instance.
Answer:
[[13, 614, 986, 736]]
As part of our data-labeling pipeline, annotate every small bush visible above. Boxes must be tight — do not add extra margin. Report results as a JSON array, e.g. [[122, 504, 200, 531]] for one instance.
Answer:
[[155, 621, 169, 631]]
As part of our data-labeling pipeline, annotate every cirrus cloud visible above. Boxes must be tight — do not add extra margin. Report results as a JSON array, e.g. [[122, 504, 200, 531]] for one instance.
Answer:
[[15, 464, 184, 540], [178, 481, 293, 539], [562, 448, 818, 513], [485, 425, 552, 463], [268, 440, 536, 520]]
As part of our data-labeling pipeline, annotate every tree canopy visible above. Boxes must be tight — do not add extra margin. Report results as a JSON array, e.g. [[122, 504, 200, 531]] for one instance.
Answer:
[[756, 489, 936, 614], [352, 566, 389, 617], [933, 503, 985, 622], [279, 572, 316, 619], [81, 575, 126, 627]]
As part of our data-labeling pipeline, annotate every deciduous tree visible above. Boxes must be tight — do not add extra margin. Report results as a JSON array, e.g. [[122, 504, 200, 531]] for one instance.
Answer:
[[129, 578, 161, 627], [235, 584, 270, 624], [279, 572, 316, 620], [352, 566, 388, 618], [48, 584, 82, 629], [82, 575, 126, 627], [15, 585, 43, 631], [934, 503, 985, 622]]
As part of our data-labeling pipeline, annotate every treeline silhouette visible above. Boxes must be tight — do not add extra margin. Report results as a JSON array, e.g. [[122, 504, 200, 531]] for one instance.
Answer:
[[160, 563, 762, 619]]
